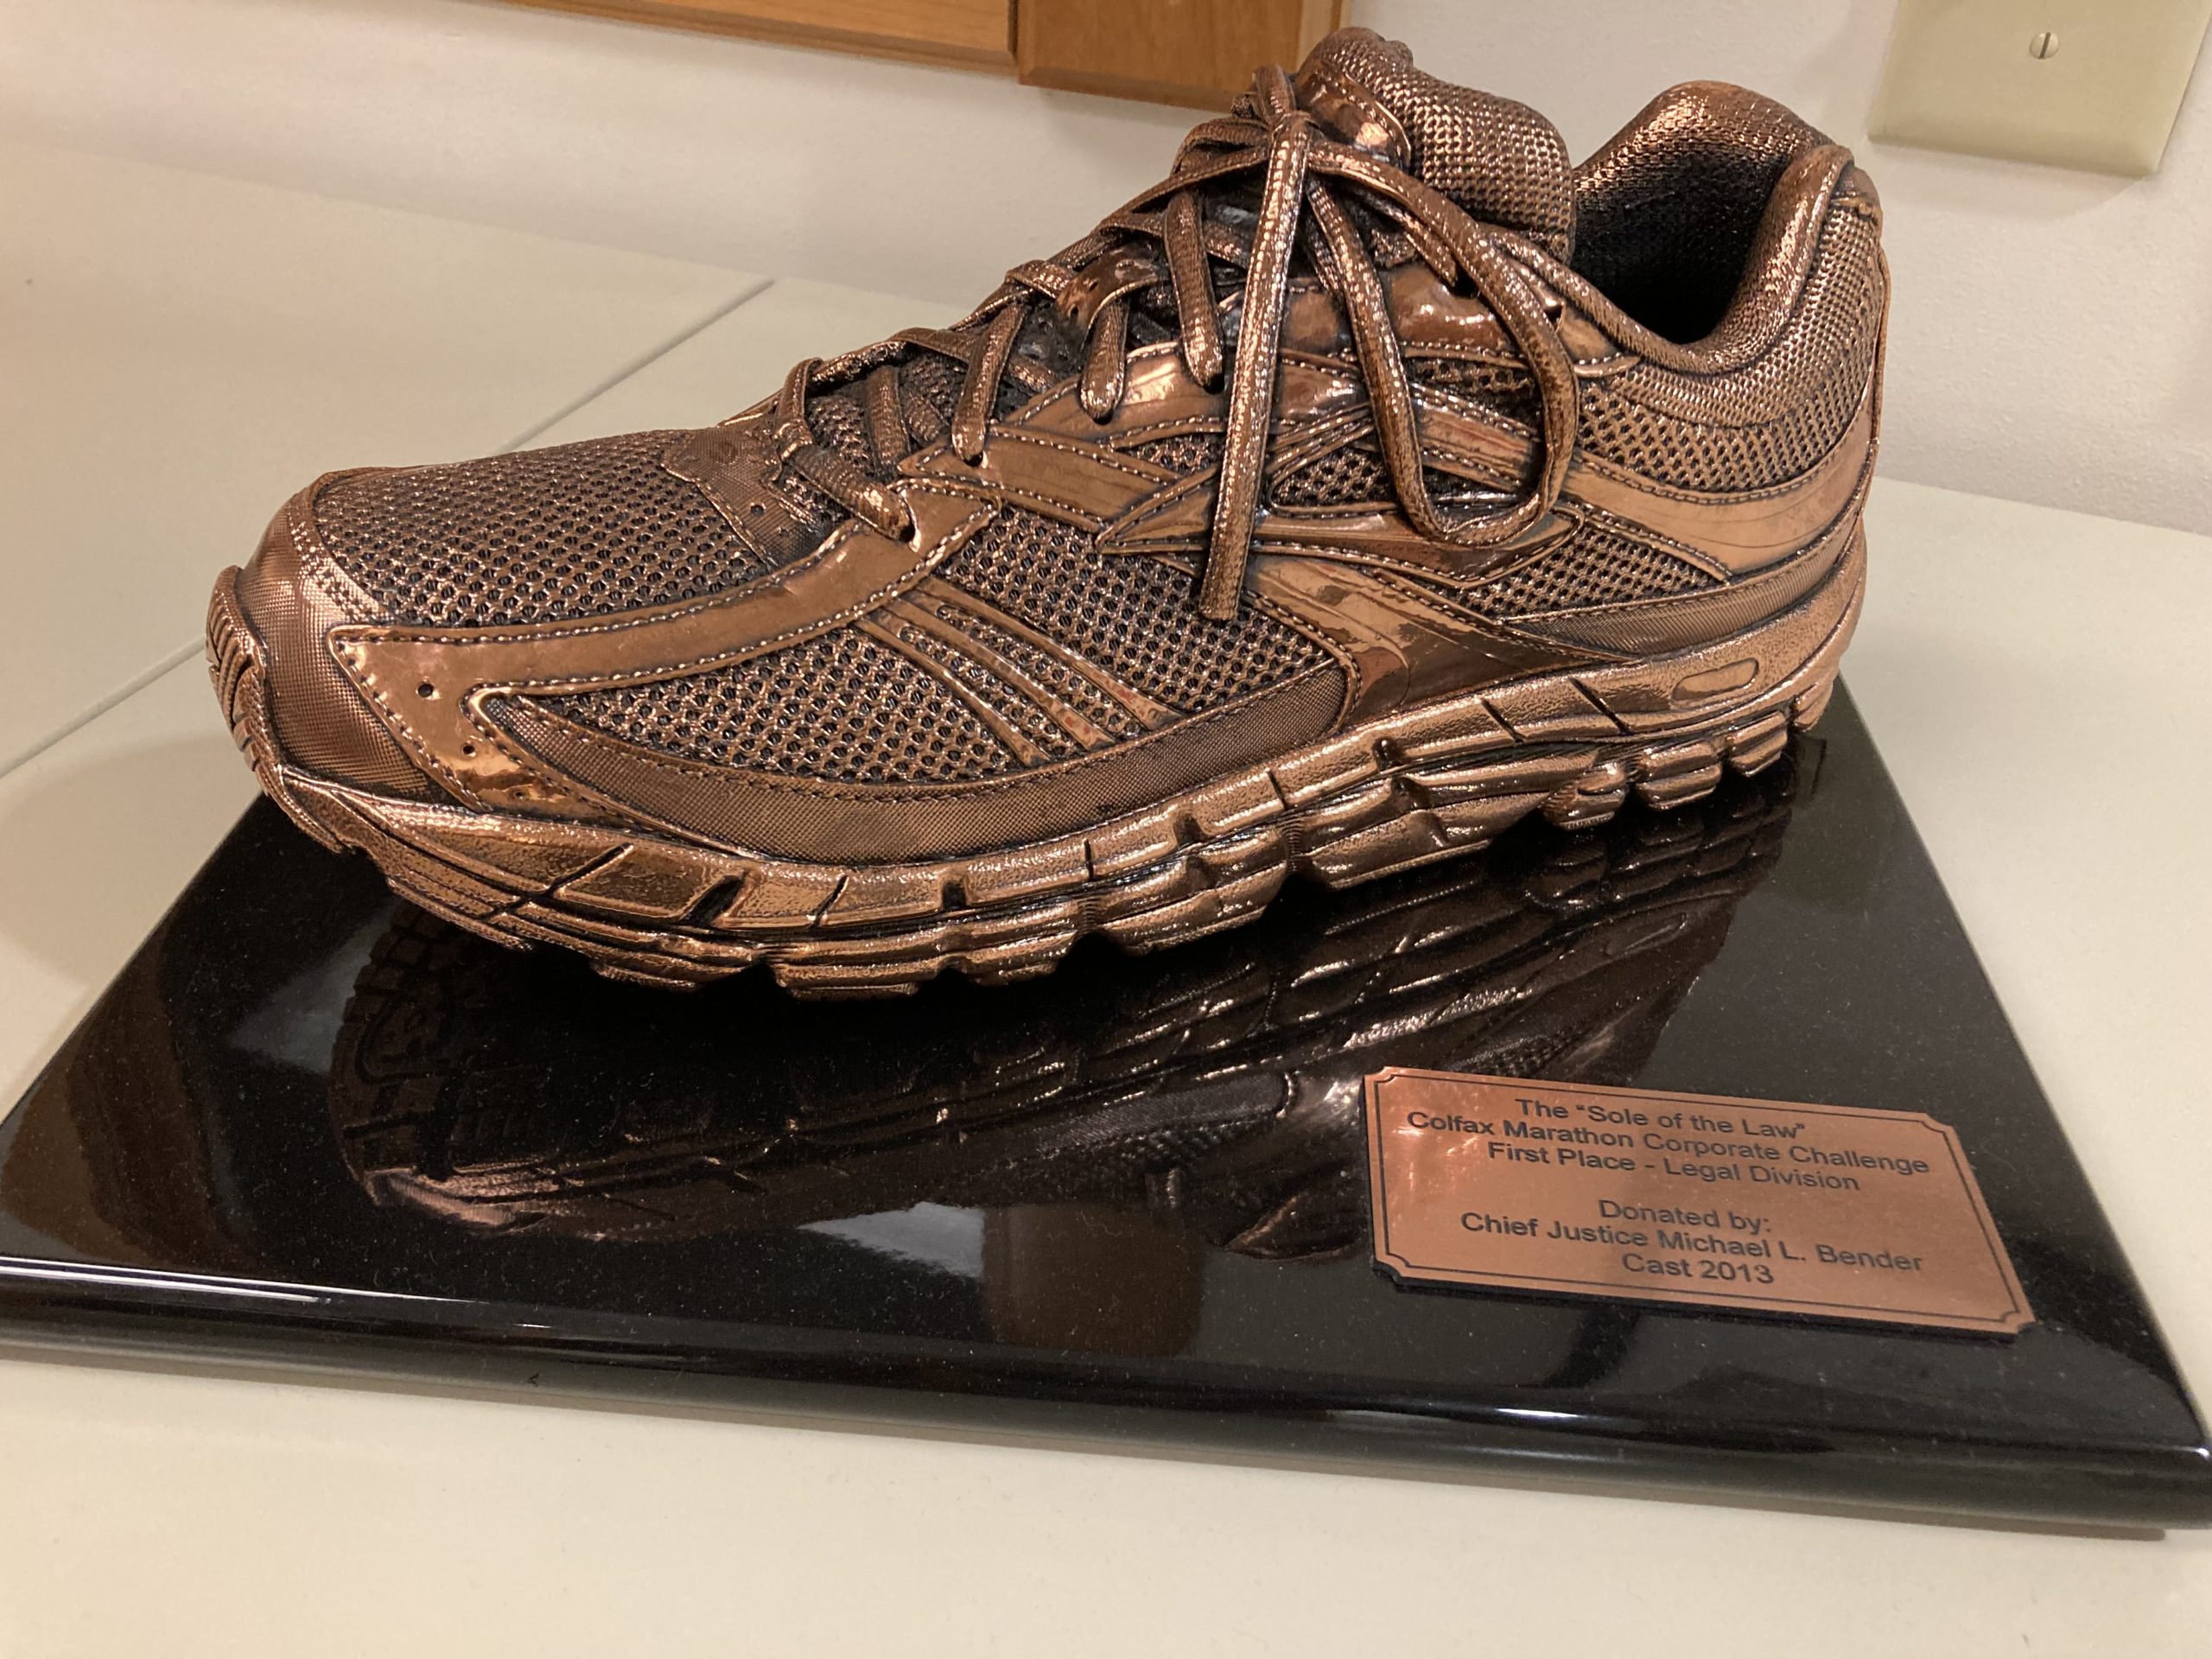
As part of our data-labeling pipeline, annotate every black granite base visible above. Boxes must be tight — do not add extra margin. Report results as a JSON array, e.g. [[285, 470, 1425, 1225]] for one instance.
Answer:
[[3, 688, 2207, 1527]]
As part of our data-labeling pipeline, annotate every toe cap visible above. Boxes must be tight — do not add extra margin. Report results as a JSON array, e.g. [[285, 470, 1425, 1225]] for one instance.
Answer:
[[227, 477, 443, 801]]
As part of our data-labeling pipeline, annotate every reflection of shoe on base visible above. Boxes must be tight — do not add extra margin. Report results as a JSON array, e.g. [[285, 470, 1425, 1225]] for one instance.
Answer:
[[210, 27, 1882, 995], [327, 760, 1800, 1255]]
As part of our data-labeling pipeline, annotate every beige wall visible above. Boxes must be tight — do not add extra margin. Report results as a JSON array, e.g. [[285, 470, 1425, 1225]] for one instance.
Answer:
[[5, 0, 2208, 533]]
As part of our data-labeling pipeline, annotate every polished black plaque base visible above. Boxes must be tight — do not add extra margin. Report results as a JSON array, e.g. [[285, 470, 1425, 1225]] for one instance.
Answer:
[[3, 689, 2208, 1527]]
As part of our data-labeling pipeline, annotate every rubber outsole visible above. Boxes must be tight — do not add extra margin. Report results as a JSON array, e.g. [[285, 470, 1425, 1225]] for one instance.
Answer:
[[207, 537, 1860, 996]]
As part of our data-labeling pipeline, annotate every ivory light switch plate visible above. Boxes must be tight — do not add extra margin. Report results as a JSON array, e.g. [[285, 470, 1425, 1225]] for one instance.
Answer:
[[1870, 0, 2212, 175]]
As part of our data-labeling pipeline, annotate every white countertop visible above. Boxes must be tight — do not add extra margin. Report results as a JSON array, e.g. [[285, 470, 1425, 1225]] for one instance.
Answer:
[[0, 138, 766, 776], [0, 140, 2206, 1659]]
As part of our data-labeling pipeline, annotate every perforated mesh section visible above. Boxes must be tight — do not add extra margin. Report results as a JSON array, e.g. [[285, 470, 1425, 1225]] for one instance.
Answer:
[[1471, 526, 1716, 615], [1273, 442, 1390, 507], [316, 432, 777, 629], [1302, 30, 1573, 258], [1416, 357, 1540, 425], [1128, 432, 1221, 474], [805, 391, 877, 473], [552, 630, 1016, 785], [899, 355, 959, 442], [1270, 440, 1505, 512], [940, 605, 1147, 742], [1577, 208, 1881, 491], [937, 508, 1326, 714]]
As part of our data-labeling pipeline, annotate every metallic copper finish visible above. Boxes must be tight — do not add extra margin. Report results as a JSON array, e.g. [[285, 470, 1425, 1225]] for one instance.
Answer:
[[206, 27, 1887, 995]]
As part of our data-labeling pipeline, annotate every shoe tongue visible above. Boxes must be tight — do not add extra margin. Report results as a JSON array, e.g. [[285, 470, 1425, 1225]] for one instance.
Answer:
[[1295, 29, 1573, 261]]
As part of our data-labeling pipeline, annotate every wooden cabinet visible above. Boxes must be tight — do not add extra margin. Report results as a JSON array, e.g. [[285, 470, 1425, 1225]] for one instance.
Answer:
[[504, 0, 1344, 103], [1017, 0, 1341, 108], [518, 0, 1015, 72]]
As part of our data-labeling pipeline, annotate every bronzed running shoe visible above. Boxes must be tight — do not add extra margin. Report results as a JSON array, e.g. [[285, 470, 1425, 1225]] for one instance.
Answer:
[[207, 27, 1884, 994]]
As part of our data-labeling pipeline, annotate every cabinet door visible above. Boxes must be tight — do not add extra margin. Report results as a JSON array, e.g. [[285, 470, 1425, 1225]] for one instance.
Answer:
[[500, 1, 1344, 101], [1016, 0, 1343, 108], [515, 0, 1016, 72]]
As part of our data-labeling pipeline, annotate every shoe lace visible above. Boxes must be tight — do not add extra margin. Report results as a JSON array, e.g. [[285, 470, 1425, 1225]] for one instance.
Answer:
[[767, 63, 1580, 621]]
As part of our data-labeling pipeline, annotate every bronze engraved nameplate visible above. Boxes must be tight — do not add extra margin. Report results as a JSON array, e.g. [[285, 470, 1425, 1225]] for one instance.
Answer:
[[1364, 1071, 2032, 1334]]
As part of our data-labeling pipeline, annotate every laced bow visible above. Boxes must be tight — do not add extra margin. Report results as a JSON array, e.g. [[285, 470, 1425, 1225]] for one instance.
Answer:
[[769, 64, 1581, 622]]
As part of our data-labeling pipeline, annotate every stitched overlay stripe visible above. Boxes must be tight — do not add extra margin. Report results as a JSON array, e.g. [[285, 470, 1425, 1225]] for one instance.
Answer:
[[908, 582, 1178, 733], [861, 615, 1067, 767], [861, 584, 1173, 766]]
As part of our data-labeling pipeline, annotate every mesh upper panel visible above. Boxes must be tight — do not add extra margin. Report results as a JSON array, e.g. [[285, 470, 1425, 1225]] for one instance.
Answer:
[[550, 630, 1016, 785], [1416, 357, 1541, 425], [938, 508, 1327, 715], [1273, 442, 1392, 507], [899, 355, 959, 442], [315, 431, 778, 630], [1577, 207, 1881, 491], [1301, 30, 1573, 259], [1270, 441, 1512, 512], [1128, 432, 1221, 474], [806, 391, 877, 473], [1471, 525, 1716, 615]]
